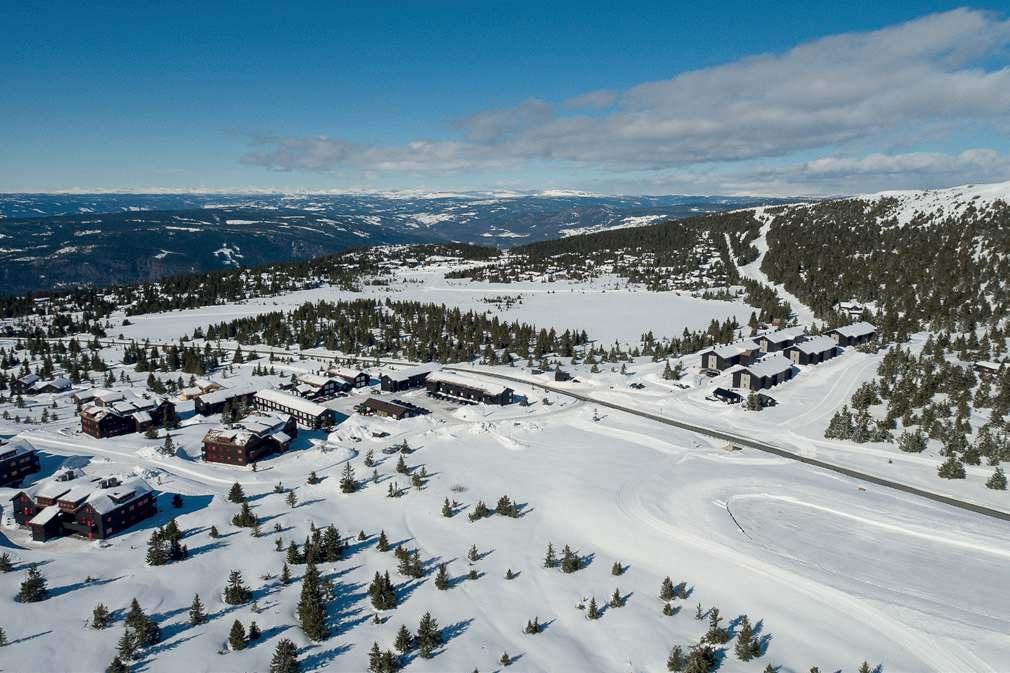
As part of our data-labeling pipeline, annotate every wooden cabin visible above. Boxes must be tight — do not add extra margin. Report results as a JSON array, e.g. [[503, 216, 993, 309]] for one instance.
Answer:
[[828, 321, 877, 347], [328, 367, 371, 389], [194, 383, 258, 417], [784, 335, 838, 365], [425, 371, 514, 405], [731, 355, 795, 391], [253, 389, 336, 429], [292, 373, 346, 399], [356, 397, 428, 420], [699, 340, 760, 371], [201, 413, 297, 466], [0, 439, 40, 487], [757, 327, 805, 353], [379, 364, 439, 392]]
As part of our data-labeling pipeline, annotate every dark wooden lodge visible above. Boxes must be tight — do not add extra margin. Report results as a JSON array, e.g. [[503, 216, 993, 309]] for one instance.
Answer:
[[201, 413, 297, 466], [0, 439, 40, 487]]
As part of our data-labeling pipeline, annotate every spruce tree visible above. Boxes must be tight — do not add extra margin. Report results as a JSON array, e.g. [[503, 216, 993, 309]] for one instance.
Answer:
[[106, 656, 129, 673], [660, 576, 675, 600], [587, 596, 599, 620], [224, 570, 252, 605], [415, 611, 442, 658], [229, 619, 247, 651], [0, 625, 7, 646], [434, 563, 450, 590], [269, 638, 301, 673], [340, 462, 357, 493], [189, 594, 206, 625], [297, 561, 328, 641], [248, 621, 261, 641], [286, 490, 298, 508], [735, 615, 760, 661], [0, 552, 14, 572], [500, 651, 511, 666], [117, 629, 137, 661], [92, 603, 111, 629], [377, 530, 390, 552], [611, 561, 623, 576], [666, 644, 686, 672], [543, 542, 556, 568], [987, 466, 1007, 490], [442, 498, 452, 517], [394, 624, 413, 653], [610, 587, 623, 608], [228, 482, 246, 503], [15, 564, 48, 602], [281, 562, 292, 585]]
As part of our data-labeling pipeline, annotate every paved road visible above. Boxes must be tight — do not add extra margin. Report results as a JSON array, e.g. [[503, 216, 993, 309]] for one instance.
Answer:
[[446, 366, 1010, 524]]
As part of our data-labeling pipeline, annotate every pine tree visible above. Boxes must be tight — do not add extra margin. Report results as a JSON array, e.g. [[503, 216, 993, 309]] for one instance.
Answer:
[[339, 462, 357, 493], [394, 624, 413, 653], [189, 594, 206, 625], [224, 570, 252, 605], [434, 563, 450, 590], [500, 651, 511, 666], [938, 455, 966, 479], [377, 530, 390, 552], [92, 603, 111, 629], [560, 545, 580, 573], [660, 576, 675, 600], [286, 490, 298, 508], [146, 530, 167, 566], [228, 482, 246, 503], [209, 525, 220, 538], [248, 621, 261, 641], [297, 561, 328, 641], [442, 498, 452, 517], [505, 568, 516, 580], [0, 553, 12, 572], [229, 619, 247, 651], [281, 562, 292, 585], [106, 656, 129, 673], [987, 466, 1007, 490], [735, 615, 760, 661], [666, 644, 686, 672], [610, 587, 623, 608], [232, 501, 257, 527], [117, 629, 137, 661], [587, 596, 599, 620], [368, 571, 397, 610], [467, 544, 479, 562], [543, 541, 557, 568], [611, 561, 623, 575], [15, 563, 48, 602], [415, 611, 442, 658], [663, 602, 674, 616], [395, 455, 408, 474], [0, 625, 7, 646], [269, 638, 301, 673]]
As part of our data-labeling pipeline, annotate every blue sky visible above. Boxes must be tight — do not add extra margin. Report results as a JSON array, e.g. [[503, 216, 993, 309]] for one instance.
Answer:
[[3, 2, 1010, 195]]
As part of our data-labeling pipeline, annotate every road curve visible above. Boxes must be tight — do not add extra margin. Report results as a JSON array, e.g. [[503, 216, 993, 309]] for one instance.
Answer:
[[445, 366, 1010, 524]]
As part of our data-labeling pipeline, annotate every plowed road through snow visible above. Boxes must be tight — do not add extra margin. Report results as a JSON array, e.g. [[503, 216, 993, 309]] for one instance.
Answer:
[[446, 366, 1010, 524]]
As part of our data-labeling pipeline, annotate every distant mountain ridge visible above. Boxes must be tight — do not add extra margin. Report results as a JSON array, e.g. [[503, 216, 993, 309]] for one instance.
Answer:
[[0, 192, 794, 294]]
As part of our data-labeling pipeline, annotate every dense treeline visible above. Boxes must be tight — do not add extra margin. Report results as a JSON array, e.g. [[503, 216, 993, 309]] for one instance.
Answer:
[[199, 298, 589, 362]]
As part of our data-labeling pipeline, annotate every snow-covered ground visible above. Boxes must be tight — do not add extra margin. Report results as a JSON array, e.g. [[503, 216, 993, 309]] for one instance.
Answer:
[[111, 269, 754, 346], [2, 357, 1009, 673]]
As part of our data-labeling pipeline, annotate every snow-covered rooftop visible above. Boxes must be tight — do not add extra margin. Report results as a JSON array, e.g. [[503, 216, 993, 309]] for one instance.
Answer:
[[427, 370, 509, 396], [254, 389, 331, 416], [831, 321, 877, 339], [742, 354, 793, 378]]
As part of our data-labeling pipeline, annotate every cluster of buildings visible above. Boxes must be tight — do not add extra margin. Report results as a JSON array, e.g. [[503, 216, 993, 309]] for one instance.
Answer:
[[701, 321, 877, 393], [201, 412, 297, 466], [78, 391, 177, 439]]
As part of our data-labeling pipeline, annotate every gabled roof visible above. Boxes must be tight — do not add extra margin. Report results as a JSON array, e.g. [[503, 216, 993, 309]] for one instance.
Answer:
[[28, 504, 61, 526], [255, 389, 332, 416], [85, 478, 153, 515], [196, 383, 259, 406], [203, 413, 292, 447], [328, 367, 369, 381], [427, 371, 509, 397], [759, 326, 806, 344], [788, 335, 837, 355], [741, 354, 793, 378], [0, 438, 37, 462], [702, 339, 759, 360], [297, 373, 338, 388], [831, 321, 877, 339], [381, 363, 441, 382]]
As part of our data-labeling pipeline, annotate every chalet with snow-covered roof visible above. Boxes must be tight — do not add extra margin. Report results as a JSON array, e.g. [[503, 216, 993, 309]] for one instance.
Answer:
[[974, 361, 1004, 381], [179, 378, 223, 400], [756, 327, 806, 353], [425, 371, 514, 405], [699, 340, 760, 371], [327, 367, 371, 389], [827, 321, 877, 347], [10, 373, 39, 395], [292, 373, 345, 399], [356, 397, 428, 420], [731, 354, 795, 391], [71, 388, 119, 406], [832, 300, 866, 320], [379, 363, 440, 392], [12, 473, 156, 542], [193, 383, 259, 417], [253, 389, 336, 429], [79, 392, 176, 438], [28, 377, 73, 395], [0, 439, 40, 487], [784, 335, 838, 365], [201, 413, 297, 466]]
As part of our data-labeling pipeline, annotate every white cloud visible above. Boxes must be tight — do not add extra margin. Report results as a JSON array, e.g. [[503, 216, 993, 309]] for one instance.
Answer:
[[242, 9, 1010, 193]]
